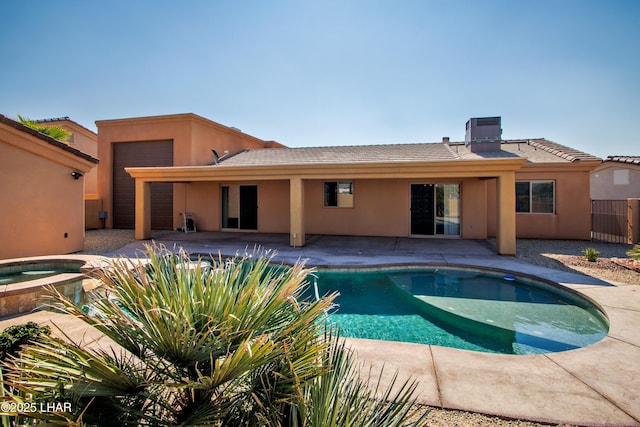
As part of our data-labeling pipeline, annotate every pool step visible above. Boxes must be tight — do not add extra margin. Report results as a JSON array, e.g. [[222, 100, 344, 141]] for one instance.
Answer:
[[413, 295, 595, 347]]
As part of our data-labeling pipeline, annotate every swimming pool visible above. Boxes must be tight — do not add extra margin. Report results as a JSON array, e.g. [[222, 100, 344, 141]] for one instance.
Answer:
[[311, 268, 609, 355]]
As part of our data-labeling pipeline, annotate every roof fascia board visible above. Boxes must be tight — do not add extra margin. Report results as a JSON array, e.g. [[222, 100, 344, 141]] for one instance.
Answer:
[[126, 158, 527, 182], [519, 160, 602, 173]]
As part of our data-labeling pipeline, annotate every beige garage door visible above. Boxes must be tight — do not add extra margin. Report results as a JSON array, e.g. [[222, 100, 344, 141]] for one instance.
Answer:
[[113, 140, 173, 229]]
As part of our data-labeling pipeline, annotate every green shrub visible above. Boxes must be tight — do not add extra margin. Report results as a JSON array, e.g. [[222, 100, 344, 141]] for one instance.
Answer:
[[583, 247, 600, 262], [0, 322, 50, 360], [627, 244, 640, 261], [2, 245, 426, 426]]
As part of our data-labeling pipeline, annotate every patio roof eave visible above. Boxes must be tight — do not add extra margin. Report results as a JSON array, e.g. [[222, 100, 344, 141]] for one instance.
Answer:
[[125, 157, 527, 182]]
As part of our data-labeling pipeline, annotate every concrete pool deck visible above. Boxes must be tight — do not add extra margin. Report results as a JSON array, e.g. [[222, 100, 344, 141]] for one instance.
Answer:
[[2, 232, 639, 426]]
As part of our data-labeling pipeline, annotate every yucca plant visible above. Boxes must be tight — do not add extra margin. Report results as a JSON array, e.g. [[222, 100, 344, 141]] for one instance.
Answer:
[[301, 332, 426, 426], [2, 245, 427, 426]]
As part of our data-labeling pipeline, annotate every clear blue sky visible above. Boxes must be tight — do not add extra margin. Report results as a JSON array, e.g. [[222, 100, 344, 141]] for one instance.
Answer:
[[2, 0, 638, 158]]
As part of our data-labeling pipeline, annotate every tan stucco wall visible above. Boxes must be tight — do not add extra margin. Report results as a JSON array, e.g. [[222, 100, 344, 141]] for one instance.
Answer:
[[178, 182, 218, 231], [591, 162, 640, 200], [64, 124, 98, 196], [304, 179, 410, 237], [178, 180, 290, 233], [258, 180, 290, 233], [0, 131, 93, 258], [487, 163, 597, 240], [38, 120, 101, 229], [460, 178, 488, 239], [42, 120, 99, 197], [96, 114, 270, 229], [85, 196, 103, 230]]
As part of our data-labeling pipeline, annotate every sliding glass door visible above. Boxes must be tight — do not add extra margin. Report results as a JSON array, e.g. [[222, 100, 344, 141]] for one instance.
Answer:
[[222, 185, 258, 230], [411, 183, 460, 236]]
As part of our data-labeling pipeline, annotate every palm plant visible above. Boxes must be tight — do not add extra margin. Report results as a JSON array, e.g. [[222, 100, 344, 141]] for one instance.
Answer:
[[582, 247, 600, 262], [17, 114, 71, 142], [3, 245, 426, 426]]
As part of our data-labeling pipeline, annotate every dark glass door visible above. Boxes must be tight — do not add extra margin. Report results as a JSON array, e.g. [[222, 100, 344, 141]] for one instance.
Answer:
[[239, 185, 258, 230], [410, 184, 435, 235]]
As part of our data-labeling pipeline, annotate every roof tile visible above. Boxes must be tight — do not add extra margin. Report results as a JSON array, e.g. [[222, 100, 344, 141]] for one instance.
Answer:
[[605, 155, 640, 165], [216, 139, 599, 167], [217, 143, 460, 166]]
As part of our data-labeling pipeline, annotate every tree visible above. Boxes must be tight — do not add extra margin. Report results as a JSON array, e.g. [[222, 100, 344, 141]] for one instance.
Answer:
[[18, 115, 71, 143], [2, 245, 426, 426]]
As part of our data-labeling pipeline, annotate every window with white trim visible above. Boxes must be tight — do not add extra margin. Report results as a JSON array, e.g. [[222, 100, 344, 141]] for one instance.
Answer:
[[324, 181, 354, 207], [516, 181, 555, 213]]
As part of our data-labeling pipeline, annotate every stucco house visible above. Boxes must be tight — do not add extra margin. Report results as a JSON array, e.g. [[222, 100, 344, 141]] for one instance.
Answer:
[[0, 114, 98, 258], [35, 117, 102, 229], [96, 113, 600, 255], [591, 156, 640, 201], [590, 156, 640, 243]]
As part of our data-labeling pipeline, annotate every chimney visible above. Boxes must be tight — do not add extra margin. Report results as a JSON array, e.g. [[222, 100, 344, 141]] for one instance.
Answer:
[[442, 137, 450, 144]]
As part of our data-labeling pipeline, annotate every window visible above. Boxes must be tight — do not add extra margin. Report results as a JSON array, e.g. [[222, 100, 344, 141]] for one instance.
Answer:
[[516, 181, 555, 214], [324, 181, 353, 207]]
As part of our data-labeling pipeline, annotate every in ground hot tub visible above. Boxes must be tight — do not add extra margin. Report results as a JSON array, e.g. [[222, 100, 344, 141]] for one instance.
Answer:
[[0, 258, 95, 317]]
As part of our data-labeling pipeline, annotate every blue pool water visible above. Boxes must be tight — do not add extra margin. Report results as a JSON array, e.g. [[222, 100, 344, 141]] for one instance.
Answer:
[[311, 268, 609, 355], [0, 267, 79, 285]]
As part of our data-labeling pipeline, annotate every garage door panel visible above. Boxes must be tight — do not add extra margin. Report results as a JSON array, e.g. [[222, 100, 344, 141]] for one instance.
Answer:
[[113, 140, 173, 229]]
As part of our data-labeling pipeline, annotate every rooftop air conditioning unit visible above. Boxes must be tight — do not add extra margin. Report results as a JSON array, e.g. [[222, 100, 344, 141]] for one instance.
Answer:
[[465, 117, 502, 152]]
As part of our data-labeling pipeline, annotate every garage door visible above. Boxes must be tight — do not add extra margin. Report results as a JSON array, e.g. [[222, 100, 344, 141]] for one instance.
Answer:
[[113, 140, 173, 229]]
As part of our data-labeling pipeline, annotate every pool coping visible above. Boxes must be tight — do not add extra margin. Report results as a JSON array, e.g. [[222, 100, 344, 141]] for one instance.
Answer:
[[1, 236, 639, 426]]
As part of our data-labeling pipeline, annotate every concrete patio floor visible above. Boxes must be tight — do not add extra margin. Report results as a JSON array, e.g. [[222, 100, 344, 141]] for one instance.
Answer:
[[2, 232, 639, 426]]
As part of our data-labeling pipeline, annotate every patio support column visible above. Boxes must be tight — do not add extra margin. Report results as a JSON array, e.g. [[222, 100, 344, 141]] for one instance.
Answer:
[[290, 176, 305, 247], [135, 179, 152, 240], [496, 172, 516, 255]]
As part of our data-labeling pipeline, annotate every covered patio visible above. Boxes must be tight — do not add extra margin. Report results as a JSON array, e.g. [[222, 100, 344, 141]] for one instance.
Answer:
[[125, 157, 526, 255]]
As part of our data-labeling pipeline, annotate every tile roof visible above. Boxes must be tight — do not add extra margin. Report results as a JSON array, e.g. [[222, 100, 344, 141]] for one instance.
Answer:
[[216, 143, 460, 166], [35, 116, 97, 136], [526, 139, 601, 162], [216, 139, 599, 167], [0, 114, 99, 164], [605, 155, 640, 165]]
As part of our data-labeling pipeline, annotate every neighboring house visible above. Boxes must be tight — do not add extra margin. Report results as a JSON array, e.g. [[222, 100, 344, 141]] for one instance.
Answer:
[[35, 117, 102, 229], [96, 114, 600, 255], [0, 114, 98, 259], [591, 156, 640, 200], [590, 156, 640, 243]]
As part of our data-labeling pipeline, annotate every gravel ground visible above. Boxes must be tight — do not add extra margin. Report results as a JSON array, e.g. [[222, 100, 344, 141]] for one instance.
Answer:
[[80, 229, 137, 255], [510, 239, 639, 285], [80, 231, 639, 426]]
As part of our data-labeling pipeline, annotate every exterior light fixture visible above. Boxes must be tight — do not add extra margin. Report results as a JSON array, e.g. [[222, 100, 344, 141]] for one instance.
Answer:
[[71, 171, 83, 179]]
